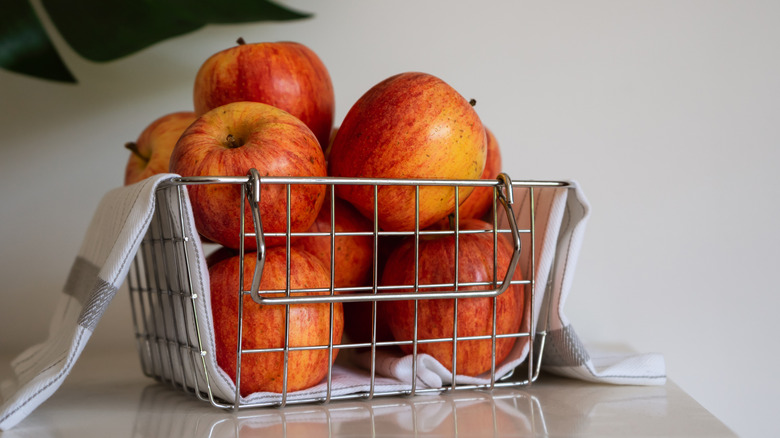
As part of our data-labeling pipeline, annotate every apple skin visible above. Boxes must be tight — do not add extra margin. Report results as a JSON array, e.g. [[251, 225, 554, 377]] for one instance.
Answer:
[[328, 72, 487, 232], [456, 128, 503, 221], [124, 111, 197, 185], [297, 195, 374, 290], [379, 219, 524, 377], [341, 233, 403, 346], [209, 246, 344, 395], [193, 40, 335, 149], [170, 101, 327, 250]]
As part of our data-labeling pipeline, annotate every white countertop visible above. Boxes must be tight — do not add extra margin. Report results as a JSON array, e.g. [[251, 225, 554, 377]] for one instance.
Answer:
[[0, 347, 736, 437]]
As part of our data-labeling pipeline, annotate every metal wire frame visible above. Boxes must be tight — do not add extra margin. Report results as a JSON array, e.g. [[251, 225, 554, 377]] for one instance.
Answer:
[[126, 172, 570, 411]]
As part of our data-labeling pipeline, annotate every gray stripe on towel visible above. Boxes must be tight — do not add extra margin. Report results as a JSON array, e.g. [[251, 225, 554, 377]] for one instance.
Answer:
[[64, 256, 118, 331], [63, 256, 99, 305], [78, 279, 117, 331]]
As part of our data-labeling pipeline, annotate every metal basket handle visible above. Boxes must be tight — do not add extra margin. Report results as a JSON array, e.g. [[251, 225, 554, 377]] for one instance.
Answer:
[[245, 168, 266, 305], [245, 171, 522, 306]]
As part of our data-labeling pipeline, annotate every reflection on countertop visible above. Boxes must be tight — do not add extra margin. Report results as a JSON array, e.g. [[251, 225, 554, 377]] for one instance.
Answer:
[[133, 383, 544, 437], [0, 348, 736, 437]]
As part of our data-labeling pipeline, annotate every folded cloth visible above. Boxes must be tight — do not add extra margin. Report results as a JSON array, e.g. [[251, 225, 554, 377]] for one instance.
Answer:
[[522, 183, 666, 386], [0, 176, 665, 431], [0, 174, 175, 430]]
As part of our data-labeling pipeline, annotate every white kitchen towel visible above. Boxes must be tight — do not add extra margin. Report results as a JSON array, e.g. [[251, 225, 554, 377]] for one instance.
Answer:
[[0, 173, 175, 431], [528, 184, 667, 386], [0, 177, 665, 431]]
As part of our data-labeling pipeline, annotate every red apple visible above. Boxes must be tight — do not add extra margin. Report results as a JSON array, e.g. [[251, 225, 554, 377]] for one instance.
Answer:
[[456, 128, 503, 221], [124, 111, 197, 185], [209, 246, 344, 395], [297, 195, 374, 290], [341, 233, 404, 346], [193, 39, 335, 149], [170, 101, 327, 250], [379, 219, 524, 377], [328, 72, 487, 231]]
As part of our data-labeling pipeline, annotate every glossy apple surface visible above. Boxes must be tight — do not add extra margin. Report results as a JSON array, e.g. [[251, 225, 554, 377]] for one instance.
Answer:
[[170, 101, 326, 250], [193, 39, 335, 149], [209, 246, 344, 395], [124, 111, 196, 185], [328, 72, 487, 231], [379, 219, 524, 376]]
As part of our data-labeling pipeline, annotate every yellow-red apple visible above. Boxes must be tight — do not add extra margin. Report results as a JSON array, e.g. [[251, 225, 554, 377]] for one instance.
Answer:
[[193, 39, 335, 149], [124, 111, 196, 185], [456, 128, 503, 221], [170, 101, 327, 250], [209, 246, 344, 395], [328, 72, 487, 232], [379, 219, 524, 376]]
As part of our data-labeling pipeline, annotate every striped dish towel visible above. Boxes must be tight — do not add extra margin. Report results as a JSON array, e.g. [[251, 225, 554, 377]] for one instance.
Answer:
[[517, 182, 666, 386], [0, 174, 175, 430]]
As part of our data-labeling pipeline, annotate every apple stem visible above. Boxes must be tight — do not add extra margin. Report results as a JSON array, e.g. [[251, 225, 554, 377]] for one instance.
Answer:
[[237, 37, 246, 46], [124, 142, 144, 159], [448, 213, 456, 230], [226, 134, 242, 148], [469, 98, 477, 107]]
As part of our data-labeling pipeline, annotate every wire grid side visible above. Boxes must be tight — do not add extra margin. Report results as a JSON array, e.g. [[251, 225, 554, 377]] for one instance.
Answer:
[[127, 183, 211, 402]]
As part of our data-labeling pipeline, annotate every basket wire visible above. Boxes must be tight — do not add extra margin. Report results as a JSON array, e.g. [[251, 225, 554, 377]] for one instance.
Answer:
[[126, 172, 567, 410]]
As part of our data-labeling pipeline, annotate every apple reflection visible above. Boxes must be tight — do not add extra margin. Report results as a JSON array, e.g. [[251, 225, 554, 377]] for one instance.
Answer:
[[132, 384, 543, 437]]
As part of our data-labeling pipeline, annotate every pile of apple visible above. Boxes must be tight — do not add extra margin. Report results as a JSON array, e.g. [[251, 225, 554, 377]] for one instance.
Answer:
[[124, 39, 524, 396]]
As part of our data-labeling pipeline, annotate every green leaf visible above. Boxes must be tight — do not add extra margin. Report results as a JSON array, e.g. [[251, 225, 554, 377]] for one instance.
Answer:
[[40, 0, 311, 62], [0, 0, 76, 83], [40, 0, 203, 62], [165, 0, 312, 24]]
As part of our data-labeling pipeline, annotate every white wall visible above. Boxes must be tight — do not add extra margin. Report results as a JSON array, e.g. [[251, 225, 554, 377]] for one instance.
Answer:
[[1, 1, 778, 436]]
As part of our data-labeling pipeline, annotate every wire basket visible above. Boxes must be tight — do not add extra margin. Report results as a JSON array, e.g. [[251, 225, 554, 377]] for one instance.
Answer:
[[126, 170, 569, 410]]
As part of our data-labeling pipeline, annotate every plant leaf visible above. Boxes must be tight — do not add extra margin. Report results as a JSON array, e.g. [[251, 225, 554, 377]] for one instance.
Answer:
[[0, 0, 76, 83], [40, 0, 311, 63], [164, 0, 312, 24], [40, 0, 203, 62]]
